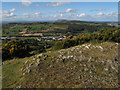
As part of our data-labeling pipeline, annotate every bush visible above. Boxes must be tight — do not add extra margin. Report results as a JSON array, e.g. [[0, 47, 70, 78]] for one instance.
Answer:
[[52, 28, 120, 50], [2, 40, 30, 60]]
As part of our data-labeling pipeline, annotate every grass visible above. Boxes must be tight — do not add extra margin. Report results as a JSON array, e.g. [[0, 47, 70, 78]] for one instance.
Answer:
[[2, 57, 28, 88], [2, 42, 118, 88]]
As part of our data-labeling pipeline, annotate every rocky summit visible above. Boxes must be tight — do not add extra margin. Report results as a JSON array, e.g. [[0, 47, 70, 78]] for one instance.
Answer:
[[3, 42, 118, 88]]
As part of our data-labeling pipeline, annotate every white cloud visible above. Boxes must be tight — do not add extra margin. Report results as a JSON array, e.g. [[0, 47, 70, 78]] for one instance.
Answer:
[[45, 2, 70, 7], [23, 12, 41, 17], [34, 12, 40, 16], [90, 8, 106, 12], [10, 8, 15, 12], [1, 10, 16, 21], [65, 8, 77, 13], [94, 11, 118, 21], [77, 13, 86, 17], [57, 8, 77, 15], [21, 0, 32, 6], [96, 12, 118, 17], [60, 14, 63, 17], [96, 12, 104, 16], [1, 10, 14, 17], [66, 8, 72, 12], [107, 12, 118, 17], [9, 13, 14, 16]]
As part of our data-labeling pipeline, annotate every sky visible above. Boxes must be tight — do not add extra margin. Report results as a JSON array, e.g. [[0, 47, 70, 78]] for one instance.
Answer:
[[1, 1, 118, 22]]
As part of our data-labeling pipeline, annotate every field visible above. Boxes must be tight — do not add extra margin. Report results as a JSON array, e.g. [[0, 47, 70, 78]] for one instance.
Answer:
[[2, 21, 113, 37]]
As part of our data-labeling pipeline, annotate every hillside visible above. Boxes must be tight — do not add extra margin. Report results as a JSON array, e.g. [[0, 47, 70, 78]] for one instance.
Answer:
[[2, 42, 118, 88]]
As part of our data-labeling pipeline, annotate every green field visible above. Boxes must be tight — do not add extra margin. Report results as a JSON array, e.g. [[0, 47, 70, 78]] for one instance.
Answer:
[[2, 21, 113, 36]]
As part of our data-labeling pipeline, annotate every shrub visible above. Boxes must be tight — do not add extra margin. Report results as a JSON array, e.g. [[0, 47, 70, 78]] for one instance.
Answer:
[[52, 28, 120, 50], [2, 40, 30, 60]]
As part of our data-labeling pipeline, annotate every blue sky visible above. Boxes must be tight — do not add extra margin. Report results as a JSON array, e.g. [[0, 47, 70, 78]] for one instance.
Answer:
[[1, 1, 118, 22]]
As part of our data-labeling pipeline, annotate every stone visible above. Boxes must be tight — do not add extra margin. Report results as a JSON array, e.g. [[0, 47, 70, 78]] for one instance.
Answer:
[[33, 57, 36, 60], [85, 46, 89, 49], [16, 85, 21, 88], [37, 59, 41, 64], [36, 63, 40, 66], [37, 54, 43, 57], [21, 67, 24, 71], [26, 66, 29, 70], [29, 63, 33, 67], [104, 68, 108, 71], [44, 54, 48, 58], [25, 60, 29, 64], [27, 69, 31, 73], [23, 73, 25, 75]]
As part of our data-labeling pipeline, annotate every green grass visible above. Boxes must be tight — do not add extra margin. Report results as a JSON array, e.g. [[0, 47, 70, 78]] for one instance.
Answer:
[[2, 58, 28, 88]]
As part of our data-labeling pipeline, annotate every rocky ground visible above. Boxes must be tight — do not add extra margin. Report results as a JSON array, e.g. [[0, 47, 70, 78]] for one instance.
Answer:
[[3, 42, 119, 88]]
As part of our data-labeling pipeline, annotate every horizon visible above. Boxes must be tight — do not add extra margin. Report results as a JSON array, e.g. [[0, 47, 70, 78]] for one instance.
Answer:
[[2, 19, 118, 24]]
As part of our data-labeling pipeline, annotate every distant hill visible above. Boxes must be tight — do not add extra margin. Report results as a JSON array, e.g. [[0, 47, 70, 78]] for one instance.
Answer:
[[55, 19, 96, 24], [55, 19, 118, 27]]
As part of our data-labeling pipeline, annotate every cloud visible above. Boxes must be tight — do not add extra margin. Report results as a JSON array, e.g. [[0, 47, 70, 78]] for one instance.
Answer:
[[96, 12, 104, 16], [21, 0, 32, 6], [77, 13, 86, 17], [10, 8, 15, 12], [23, 12, 41, 17], [65, 8, 77, 13], [107, 12, 118, 17], [60, 14, 63, 17], [1, 10, 15, 17], [58, 8, 77, 15], [1, 10, 17, 21], [94, 12, 118, 21], [90, 8, 106, 12], [9, 13, 14, 16], [64, 11, 117, 21], [34, 12, 40, 16], [45, 2, 70, 7]]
